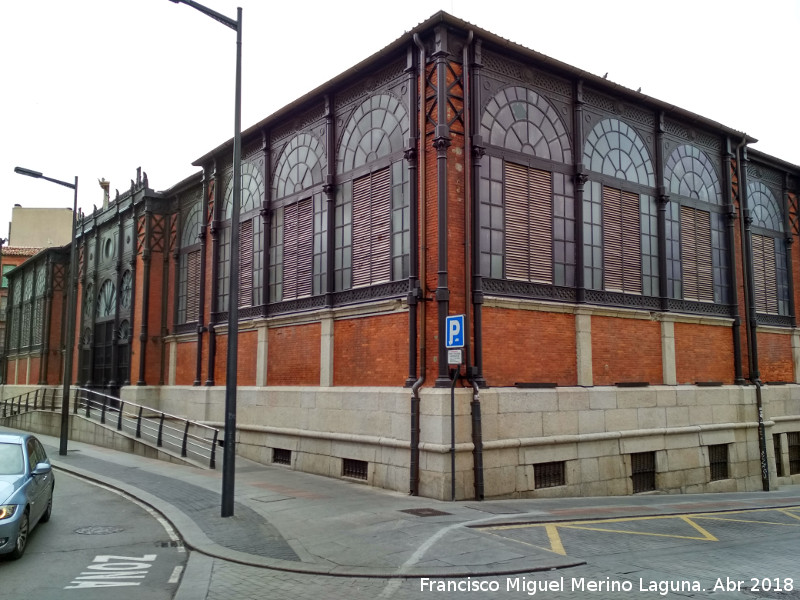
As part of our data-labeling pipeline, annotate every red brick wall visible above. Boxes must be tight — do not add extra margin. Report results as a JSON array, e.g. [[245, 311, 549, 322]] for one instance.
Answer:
[[145, 254, 164, 385], [175, 341, 196, 386], [757, 332, 793, 383], [334, 313, 407, 386], [268, 323, 320, 385], [237, 330, 258, 386], [674, 322, 735, 384], [482, 307, 577, 386], [592, 316, 662, 385], [28, 357, 40, 384]]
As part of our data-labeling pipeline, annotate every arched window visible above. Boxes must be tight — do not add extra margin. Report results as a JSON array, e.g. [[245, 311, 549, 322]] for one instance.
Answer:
[[480, 86, 571, 163], [583, 118, 656, 295], [269, 133, 327, 303], [217, 162, 265, 313], [335, 94, 410, 291], [663, 145, 727, 304], [177, 202, 202, 324], [478, 86, 574, 287], [748, 181, 788, 316], [31, 265, 46, 347]]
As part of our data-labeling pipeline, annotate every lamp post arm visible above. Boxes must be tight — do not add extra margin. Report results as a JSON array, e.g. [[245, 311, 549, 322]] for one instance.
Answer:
[[168, 0, 238, 31]]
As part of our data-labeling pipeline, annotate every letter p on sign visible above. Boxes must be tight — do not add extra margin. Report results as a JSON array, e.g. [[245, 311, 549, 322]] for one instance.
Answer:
[[446, 315, 465, 348]]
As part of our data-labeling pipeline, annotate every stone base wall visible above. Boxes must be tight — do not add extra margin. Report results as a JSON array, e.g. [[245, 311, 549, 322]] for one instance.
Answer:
[[115, 383, 800, 500]]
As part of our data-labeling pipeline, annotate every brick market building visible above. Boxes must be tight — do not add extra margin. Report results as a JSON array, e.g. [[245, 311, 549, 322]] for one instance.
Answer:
[[3, 12, 800, 499]]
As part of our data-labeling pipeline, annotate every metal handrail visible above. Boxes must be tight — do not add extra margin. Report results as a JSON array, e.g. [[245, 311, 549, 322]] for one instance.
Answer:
[[1, 387, 219, 469], [73, 387, 219, 469]]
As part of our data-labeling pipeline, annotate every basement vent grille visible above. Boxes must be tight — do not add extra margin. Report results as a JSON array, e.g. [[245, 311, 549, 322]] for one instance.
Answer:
[[774, 435, 784, 477], [533, 461, 566, 488], [272, 448, 291, 465], [631, 451, 656, 493], [709, 444, 729, 481], [343, 458, 368, 480], [789, 432, 800, 475]]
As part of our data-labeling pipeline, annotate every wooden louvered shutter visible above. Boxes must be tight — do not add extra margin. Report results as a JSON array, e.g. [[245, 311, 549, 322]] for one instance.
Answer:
[[504, 163, 553, 284], [186, 250, 201, 322], [352, 168, 391, 287], [680, 206, 714, 302], [752, 234, 778, 314], [283, 203, 299, 299], [282, 199, 314, 300], [296, 197, 313, 297], [603, 187, 641, 294], [239, 219, 253, 307]]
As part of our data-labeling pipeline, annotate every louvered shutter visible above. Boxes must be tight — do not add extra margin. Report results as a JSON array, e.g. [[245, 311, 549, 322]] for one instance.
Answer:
[[296, 197, 313, 297], [680, 206, 714, 303], [282, 199, 314, 300], [353, 168, 391, 287], [283, 203, 298, 299], [603, 187, 641, 294], [602, 187, 624, 292], [186, 250, 201, 322], [504, 163, 552, 283], [621, 190, 642, 294], [504, 163, 529, 281], [752, 234, 778, 314], [239, 219, 253, 307]]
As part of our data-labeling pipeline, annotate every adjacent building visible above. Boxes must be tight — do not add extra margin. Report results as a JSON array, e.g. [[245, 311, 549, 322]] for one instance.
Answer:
[[3, 12, 800, 499]]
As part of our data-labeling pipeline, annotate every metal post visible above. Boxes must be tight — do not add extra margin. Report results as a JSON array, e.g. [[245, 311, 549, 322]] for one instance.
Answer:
[[450, 365, 460, 501], [13, 168, 78, 456], [167, 0, 243, 519]]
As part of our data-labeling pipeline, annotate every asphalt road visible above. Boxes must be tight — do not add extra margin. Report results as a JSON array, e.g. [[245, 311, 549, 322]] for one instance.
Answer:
[[0, 470, 186, 600]]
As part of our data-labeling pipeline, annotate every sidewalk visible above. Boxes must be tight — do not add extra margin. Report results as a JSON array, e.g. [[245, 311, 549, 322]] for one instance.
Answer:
[[8, 427, 800, 591]]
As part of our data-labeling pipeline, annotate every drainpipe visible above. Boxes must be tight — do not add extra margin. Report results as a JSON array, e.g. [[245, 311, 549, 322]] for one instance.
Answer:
[[462, 29, 484, 501], [409, 33, 427, 496], [724, 138, 744, 384], [433, 25, 452, 388], [736, 138, 769, 491]]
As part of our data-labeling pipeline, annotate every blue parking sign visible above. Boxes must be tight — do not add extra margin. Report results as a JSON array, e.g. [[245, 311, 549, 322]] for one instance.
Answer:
[[445, 314, 465, 348]]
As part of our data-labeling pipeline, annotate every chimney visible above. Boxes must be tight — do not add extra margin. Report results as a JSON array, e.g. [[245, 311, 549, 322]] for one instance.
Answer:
[[99, 178, 110, 209]]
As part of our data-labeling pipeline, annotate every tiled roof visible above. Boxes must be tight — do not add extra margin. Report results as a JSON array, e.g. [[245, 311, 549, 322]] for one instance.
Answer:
[[1, 247, 41, 257]]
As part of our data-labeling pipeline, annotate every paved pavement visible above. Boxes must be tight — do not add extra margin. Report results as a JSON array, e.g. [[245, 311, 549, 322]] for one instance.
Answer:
[[4, 426, 800, 599]]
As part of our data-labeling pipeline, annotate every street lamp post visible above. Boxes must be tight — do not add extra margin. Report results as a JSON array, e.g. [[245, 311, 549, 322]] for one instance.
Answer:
[[13, 167, 78, 457], [168, 0, 242, 518]]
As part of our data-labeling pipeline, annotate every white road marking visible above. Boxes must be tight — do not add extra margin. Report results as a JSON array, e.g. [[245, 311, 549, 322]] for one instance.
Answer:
[[168, 566, 184, 584]]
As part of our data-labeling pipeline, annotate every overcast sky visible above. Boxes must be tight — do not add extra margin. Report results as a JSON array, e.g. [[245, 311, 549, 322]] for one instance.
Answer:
[[2, 0, 798, 242]]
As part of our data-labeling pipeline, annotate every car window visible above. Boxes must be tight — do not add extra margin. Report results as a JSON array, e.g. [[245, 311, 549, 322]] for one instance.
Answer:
[[33, 439, 48, 465], [0, 443, 24, 475], [27, 438, 46, 468], [27, 438, 38, 469]]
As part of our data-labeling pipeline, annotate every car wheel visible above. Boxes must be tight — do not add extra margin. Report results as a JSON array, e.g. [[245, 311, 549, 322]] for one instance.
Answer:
[[39, 486, 54, 523], [9, 510, 29, 560]]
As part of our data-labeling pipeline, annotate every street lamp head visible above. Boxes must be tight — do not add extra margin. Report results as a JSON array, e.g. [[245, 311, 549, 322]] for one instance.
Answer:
[[14, 166, 43, 179]]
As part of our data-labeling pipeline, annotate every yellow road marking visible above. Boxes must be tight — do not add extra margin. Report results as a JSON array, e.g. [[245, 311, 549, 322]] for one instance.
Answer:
[[545, 524, 566, 555], [476, 505, 799, 557], [692, 514, 800, 527]]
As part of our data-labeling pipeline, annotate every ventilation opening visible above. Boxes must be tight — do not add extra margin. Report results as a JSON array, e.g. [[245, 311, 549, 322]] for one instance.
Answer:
[[342, 458, 368, 480], [533, 461, 565, 489], [774, 435, 784, 478], [631, 451, 656, 493], [708, 444, 729, 481], [789, 432, 800, 475], [272, 448, 291, 466]]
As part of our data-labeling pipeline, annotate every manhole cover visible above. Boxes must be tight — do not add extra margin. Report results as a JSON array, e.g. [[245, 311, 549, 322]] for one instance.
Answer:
[[400, 508, 452, 517], [74, 526, 125, 535]]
